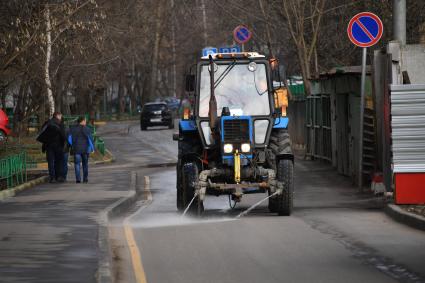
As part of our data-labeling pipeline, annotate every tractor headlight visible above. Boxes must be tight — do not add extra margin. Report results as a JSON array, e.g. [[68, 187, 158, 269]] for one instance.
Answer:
[[241, 143, 251, 153], [223, 144, 233, 153]]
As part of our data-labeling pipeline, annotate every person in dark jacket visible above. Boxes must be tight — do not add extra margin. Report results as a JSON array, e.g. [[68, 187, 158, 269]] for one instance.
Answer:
[[37, 112, 66, 183], [69, 116, 94, 183]]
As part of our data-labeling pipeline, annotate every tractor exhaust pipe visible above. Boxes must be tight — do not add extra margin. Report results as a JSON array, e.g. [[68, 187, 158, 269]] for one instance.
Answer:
[[208, 55, 218, 134]]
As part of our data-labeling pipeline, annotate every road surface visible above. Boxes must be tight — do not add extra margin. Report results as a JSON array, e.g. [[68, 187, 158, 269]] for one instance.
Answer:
[[109, 122, 425, 283]]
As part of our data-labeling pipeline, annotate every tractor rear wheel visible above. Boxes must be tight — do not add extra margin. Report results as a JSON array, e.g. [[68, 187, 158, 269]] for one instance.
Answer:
[[268, 129, 293, 215], [275, 159, 294, 216], [268, 129, 292, 165], [180, 162, 203, 214]]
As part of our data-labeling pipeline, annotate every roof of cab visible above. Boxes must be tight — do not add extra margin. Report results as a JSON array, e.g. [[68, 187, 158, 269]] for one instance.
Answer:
[[201, 52, 265, 60]]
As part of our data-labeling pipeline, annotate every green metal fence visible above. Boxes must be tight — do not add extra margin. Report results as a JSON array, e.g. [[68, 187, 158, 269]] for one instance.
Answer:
[[95, 137, 105, 155], [63, 115, 79, 128], [0, 152, 27, 189]]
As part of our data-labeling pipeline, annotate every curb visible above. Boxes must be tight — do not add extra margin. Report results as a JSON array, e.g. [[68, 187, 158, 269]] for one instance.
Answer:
[[0, 175, 49, 201], [385, 204, 425, 231], [96, 171, 144, 283]]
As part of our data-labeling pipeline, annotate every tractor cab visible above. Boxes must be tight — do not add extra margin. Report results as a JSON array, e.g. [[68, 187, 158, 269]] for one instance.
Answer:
[[175, 52, 293, 216]]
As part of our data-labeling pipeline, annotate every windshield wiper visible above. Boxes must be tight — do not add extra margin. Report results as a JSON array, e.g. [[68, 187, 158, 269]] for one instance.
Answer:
[[214, 60, 236, 89]]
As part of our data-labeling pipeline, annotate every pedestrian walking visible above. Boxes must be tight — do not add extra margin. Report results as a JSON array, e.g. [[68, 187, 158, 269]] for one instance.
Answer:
[[36, 112, 66, 183], [69, 116, 94, 183], [63, 125, 71, 181]]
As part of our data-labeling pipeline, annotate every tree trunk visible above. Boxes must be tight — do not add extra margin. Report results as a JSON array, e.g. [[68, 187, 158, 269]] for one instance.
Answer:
[[0, 89, 6, 109], [149, 0, 164, 102], [258, 0, 273, 57], [44, 6, 54, 116], [118, 74, 125, 117], [89, 88, 104, 121], [13, 78, 29, 136], [126, 79, 136, 115], [296, 46, 312, 96], [419, 22, 425, 44]]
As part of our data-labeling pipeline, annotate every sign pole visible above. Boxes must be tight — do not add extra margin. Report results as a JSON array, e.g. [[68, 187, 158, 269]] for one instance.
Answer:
[[347, 12, 382, 191], [358, 47, 367, 191]]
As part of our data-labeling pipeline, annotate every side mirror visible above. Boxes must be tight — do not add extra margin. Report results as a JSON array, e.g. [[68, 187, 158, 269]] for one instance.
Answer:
[[274, 87, 288, 116], [185, 75, 195, 92], [270, 58, 280, 86], [270, 58, 288, 90]]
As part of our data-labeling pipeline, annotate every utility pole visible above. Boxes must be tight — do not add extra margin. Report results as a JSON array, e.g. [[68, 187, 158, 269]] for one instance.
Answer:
[[200, 0, 208, 46], [393, 0, 406, 45]]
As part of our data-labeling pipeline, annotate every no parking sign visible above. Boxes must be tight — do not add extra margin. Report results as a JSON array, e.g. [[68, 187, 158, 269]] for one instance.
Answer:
[[233, 25, 252, 45], [347, 12, 383, 47]]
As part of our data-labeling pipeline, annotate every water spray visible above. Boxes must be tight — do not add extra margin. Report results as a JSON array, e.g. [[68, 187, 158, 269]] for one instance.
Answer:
[[182, 191, 199, 217], [236, 190, 281, 219]]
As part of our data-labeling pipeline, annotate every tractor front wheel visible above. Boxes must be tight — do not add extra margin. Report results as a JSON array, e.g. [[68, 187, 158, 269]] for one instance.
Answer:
[[181, 162, 203, 215], [176, 163, 184, 211]]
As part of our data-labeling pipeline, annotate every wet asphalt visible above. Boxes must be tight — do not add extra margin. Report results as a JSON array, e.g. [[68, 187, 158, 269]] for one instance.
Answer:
[[0, 121, 170, 283], [113, 122, 425, 283], [1, 121, 424, 283]]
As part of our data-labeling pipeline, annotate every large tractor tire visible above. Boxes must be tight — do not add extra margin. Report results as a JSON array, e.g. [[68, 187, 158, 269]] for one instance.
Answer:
[[269, 129, 292, 162], [268, 129, 293, 215], [180, 162, 203, 214], [275, 159, 294, 216], [176, 134, 202, 213], [176, 163, 184, 211]]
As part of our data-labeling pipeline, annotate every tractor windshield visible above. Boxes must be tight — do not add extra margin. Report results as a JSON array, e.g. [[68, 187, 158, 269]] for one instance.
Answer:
[[198, 63, 270, 117]]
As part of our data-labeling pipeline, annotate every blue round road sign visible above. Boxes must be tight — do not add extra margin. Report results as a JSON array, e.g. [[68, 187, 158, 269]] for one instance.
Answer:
[[233, 25, 252, 44], [347, 12, 383, 47]]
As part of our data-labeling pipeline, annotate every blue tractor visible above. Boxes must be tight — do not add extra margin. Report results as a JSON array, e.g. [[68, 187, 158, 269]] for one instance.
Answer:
[[173, 52, 293, 215]]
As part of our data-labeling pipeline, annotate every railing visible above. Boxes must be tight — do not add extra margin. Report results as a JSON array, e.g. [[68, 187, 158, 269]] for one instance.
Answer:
[[0, 152, 27, 190], [305, 95, 332, 162], [95, 137, 105, 155], [86, 124, 105, 156]]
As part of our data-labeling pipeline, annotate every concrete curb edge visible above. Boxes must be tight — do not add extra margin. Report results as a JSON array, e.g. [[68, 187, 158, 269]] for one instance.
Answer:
[[0, 175, 49, 201], [96, 171, 142, 283], [385, 204, 425, 231]]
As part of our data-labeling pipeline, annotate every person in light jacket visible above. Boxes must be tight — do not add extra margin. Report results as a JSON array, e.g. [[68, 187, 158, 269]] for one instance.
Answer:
[[69, 116, 94, 183]]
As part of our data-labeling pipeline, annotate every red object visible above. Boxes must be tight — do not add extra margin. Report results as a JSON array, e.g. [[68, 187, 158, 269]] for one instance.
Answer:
[[0, 109, 11, 136], [202, 150, 209, 165], [372, 173, 383, 183], [347, 12, 383, 47], [394, 173, 425, 204]]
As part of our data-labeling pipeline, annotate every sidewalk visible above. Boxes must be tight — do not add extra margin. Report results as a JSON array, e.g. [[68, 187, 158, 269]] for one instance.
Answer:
[[0, 165, 132, 283], [0, 121, 155, 283]]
